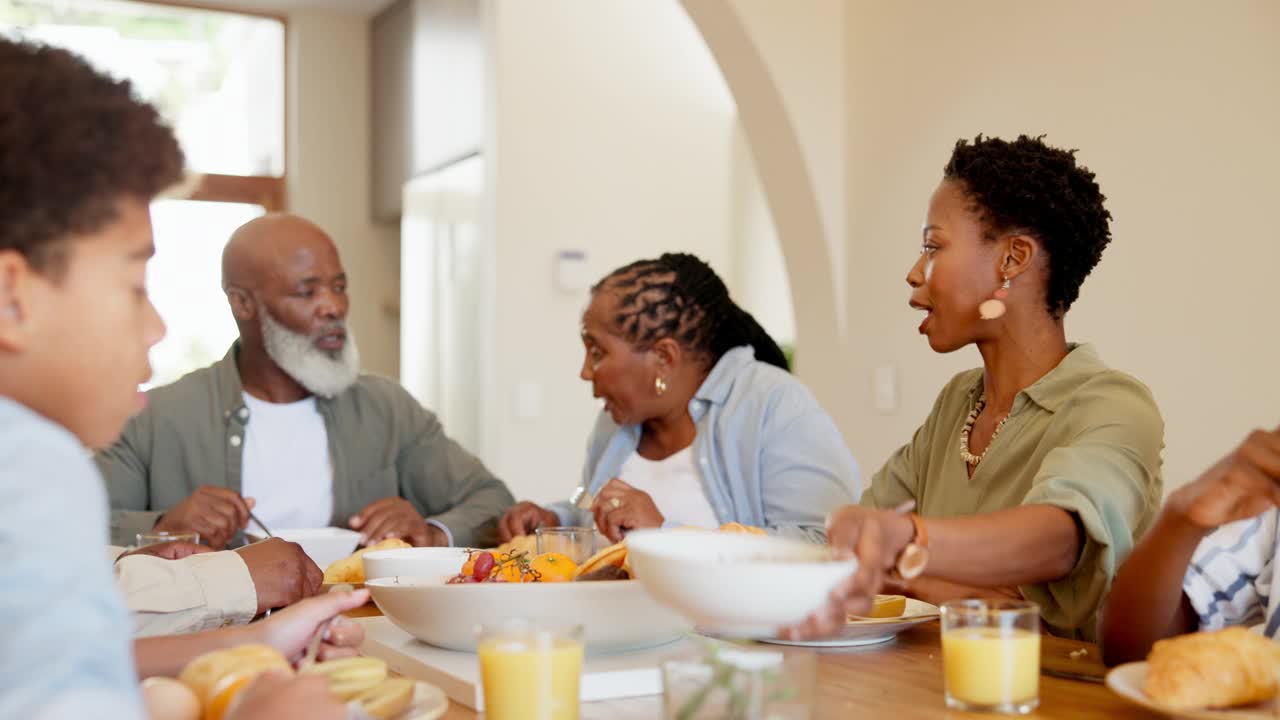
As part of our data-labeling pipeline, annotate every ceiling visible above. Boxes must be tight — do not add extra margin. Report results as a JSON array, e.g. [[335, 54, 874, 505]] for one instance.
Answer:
[[188, 0, 398, 16]]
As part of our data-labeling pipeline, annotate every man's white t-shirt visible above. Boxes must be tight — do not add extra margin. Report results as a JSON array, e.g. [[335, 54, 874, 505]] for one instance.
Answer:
[[240, 392, 333, 529]]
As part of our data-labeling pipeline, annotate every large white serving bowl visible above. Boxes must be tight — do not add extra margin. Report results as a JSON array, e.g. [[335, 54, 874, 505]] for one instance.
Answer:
[[256, 528, 362, 571], [625, 529, 859, 638], [362, 547, 468, 582], [366, 575, 691, 653]]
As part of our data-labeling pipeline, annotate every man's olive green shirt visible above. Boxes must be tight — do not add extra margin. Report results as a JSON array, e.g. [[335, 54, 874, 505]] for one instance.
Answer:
[[97, 345, 514, 548]]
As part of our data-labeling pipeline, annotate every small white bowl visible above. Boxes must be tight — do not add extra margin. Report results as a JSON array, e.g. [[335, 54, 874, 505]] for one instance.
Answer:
[[366, 575, 691, 653], [362, 547, 469, 582], [252, 528, 362, 570], [625, 529, 858, 638]]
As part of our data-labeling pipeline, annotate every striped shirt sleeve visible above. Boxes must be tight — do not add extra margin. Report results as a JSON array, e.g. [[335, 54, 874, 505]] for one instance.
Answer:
[[1183, 510, 1277, 631]]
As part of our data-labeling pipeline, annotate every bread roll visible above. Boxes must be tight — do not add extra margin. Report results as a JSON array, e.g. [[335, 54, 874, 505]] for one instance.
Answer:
[[177, 644, 291, 702]]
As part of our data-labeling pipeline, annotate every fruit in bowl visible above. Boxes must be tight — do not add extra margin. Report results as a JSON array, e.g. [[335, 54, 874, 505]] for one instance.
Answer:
[[447, 549, 578, 584], [625, 529, 859, 638]]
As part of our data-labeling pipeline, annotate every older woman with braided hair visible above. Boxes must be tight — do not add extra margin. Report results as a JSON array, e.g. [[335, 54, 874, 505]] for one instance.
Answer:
[[498, 253, 859, 544]]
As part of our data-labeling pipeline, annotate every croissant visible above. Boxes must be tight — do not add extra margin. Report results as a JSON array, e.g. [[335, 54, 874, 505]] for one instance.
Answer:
[[1145, 627, 1280, 709]]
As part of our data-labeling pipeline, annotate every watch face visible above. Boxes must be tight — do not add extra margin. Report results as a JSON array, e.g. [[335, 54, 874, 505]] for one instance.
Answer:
[[898, 543, 929, 580]]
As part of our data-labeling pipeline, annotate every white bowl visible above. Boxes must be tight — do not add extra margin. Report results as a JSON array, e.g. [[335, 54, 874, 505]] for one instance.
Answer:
[[256, 528, 362, 570], [625, 529, 858, 638], [366, 575, 691, 653], [362, 547, 469, 582]]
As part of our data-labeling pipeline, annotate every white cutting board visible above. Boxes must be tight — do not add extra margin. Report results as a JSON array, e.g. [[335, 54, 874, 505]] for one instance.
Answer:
[[356, 616, 690, 711]]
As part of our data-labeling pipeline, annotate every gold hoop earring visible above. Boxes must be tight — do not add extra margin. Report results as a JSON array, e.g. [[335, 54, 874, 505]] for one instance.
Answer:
[[654, 376, 668, 397]]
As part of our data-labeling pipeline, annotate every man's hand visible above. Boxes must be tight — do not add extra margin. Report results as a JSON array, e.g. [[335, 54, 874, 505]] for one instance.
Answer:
[[348, 497, 443, 547], [591, 479, 664, 543], [235, 538, 323, 615], [1168, 428, 1280, 531], [498, 502, 561, 543], [116, 541, 211, 563], [153, 485, 253, 550]]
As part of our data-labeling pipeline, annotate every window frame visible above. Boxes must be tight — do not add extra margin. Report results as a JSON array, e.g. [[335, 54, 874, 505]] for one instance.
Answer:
[[132, 0, 289, 211]]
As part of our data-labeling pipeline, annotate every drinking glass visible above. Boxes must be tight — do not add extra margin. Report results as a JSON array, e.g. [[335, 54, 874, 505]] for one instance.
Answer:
[[940, 599, 1040, 714], [476, 618, 584, 720]]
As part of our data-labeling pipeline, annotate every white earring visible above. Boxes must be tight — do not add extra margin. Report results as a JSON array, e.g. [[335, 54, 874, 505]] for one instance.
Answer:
[[979, 276, 1011, 320]]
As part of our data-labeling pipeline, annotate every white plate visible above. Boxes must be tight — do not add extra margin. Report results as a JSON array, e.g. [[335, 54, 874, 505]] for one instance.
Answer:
[[1106, 662, 1278, 719], [247, 527, 362, 570], [347, 680, 449, 720], [760, 599, 940, 648]]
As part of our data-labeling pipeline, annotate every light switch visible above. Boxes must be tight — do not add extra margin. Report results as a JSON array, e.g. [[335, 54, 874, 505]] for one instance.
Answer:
[[874, 365, 897, 414], [555, 250, 590, 292]]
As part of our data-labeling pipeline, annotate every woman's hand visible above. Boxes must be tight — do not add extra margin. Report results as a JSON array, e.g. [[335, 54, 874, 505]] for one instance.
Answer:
[[778, 505, 914, 641], [498, 501, 561, 542], [592, 478, 664, 543], [248, 590, 370, 665], [227, 672, 346, 720]]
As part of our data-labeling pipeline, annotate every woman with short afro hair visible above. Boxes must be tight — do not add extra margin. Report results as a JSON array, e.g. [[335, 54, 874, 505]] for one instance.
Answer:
[[794, 135, 1164, 643]]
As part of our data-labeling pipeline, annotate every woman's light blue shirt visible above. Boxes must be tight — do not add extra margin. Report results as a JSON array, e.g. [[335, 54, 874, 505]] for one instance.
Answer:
[[553, 346, 860, 543]]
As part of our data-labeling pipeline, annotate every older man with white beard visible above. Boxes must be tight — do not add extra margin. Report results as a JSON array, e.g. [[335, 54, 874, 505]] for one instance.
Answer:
[[96, 214, 514, 634]]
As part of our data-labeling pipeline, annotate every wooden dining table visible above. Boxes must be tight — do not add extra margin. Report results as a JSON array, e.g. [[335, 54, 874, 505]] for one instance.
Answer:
[[342, 603, 1160, 719]]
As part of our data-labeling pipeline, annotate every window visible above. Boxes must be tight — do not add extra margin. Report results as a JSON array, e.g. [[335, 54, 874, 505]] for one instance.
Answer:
[[147, 200, 264, 386], [1, 0, 286, 384]]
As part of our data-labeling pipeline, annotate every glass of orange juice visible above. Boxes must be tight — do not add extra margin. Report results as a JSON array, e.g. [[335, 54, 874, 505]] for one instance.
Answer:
[[941, 599, 1040, 714], [476, 618, 584, 720]]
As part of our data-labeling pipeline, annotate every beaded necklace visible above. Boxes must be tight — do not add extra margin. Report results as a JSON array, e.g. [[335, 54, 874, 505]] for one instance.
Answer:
[[959, 394, 1009, 466]]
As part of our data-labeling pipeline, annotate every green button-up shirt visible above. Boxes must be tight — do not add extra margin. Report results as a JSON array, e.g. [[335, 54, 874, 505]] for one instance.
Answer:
[[861, 343, 1164, 641], [97, 345, 514, 548]]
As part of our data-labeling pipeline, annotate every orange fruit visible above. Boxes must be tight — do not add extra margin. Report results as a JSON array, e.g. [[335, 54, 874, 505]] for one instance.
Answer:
[[493, 552, 529, 582], [204, 672, 254, 720], [573, 541, 628, 579], [529, 552, 577, 582]]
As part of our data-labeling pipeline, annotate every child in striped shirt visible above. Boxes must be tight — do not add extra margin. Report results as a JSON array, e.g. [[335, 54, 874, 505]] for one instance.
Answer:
[[1102, 428, 1280, 664]]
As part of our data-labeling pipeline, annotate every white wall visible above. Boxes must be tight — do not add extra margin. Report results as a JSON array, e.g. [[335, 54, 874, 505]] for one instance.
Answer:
[[728, 126, 795, 347], [485, 0, 738, 503], [834, 0, 1280, 489], [728, 0, 846, 333], [701, 0, 1280, 491], [288, 10, 401, 378]]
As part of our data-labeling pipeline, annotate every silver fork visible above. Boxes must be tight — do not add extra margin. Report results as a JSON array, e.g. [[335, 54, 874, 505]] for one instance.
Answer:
[[568, 485, 595, 512], [300, 616, 337, 670]]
